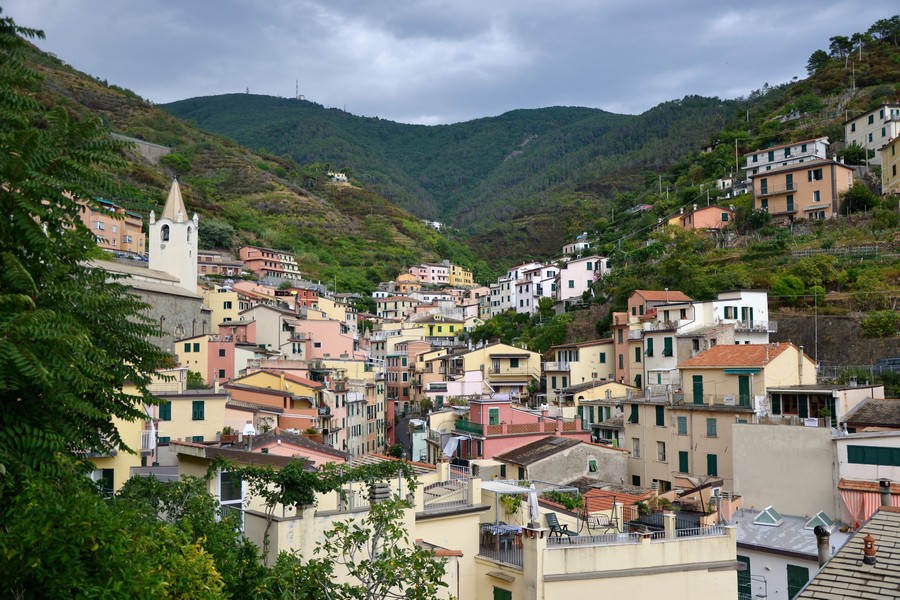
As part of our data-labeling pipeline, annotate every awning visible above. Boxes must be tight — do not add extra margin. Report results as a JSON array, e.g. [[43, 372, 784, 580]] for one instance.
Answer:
[[481, 480, 532, 495]]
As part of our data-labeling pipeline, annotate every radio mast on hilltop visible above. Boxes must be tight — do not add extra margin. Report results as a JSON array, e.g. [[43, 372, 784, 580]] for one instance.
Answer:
[[295, 79, 305, 101]]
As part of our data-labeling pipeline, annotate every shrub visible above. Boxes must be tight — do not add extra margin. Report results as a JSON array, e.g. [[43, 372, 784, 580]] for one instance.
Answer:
[[861, 310, 899, 338]]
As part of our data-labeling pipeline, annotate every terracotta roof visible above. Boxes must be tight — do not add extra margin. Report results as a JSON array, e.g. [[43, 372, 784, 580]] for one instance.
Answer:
[[634, 289, 692, 302], [494, 436, 581, 466], [844, 398, 900, 428], [797, 506, 900, 599], [678, 342, 798, 368], [250, 427, 349, 460], [583, 487, 653, 513]]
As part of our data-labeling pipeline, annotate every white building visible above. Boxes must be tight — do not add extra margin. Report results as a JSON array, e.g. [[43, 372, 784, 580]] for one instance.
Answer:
[[744, 137, 830, 177], [554, 255, 609, 304], [844, 103, 900, 166]]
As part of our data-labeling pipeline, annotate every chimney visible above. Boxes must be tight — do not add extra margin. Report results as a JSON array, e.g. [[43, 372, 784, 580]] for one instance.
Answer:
[[879, 479, 892, 507], [798, 345, 804, 381], [863, 533, 877, 565], [814, 525, 831, 567]]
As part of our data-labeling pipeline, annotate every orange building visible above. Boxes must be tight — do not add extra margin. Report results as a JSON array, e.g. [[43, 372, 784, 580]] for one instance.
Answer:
[[78, 198, 145, 255], [750, 159, 853, 224]]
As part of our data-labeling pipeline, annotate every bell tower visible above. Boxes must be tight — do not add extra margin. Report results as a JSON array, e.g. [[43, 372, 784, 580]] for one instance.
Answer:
[[148, 178, 198, 293]]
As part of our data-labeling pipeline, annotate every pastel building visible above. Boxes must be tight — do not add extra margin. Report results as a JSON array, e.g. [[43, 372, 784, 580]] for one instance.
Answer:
[[79, 198, 145, 255], [239, 246, 302, 281], [880, 134, 900, 195], [750, 159, 854, 223], [844, 103, 900, 166], [743, 137, 829, 176]]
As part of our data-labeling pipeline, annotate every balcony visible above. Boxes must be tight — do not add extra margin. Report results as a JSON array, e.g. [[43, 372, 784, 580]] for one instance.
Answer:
[[757, 183, 796, 198], [317, 405, 332, 416], [733, 320, 777, 333], [488, 366, 535, 377], [455, 420, 484, 435], [627, 330, 642, 340], [679, 394, 753, 409], [543, 361, 571, 372]]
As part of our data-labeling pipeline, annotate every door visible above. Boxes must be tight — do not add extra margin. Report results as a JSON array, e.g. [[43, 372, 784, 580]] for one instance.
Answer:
[[692, 375, 704, 404], [738, 376, 750, 407], [787, 564, 809, 599]]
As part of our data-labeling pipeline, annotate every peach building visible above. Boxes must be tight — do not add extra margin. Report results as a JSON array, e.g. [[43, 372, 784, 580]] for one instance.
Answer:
[[750, 159, 854, 224], [78, 198, 145, 255]]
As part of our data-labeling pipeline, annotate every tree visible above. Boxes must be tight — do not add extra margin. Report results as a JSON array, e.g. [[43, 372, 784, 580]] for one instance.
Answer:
[[770, 274, 805, 305], [262, 498, 447, 600], [828, 35, 853, 58], [861, 310, 899, 338], [840, 182, 880, 214], [837, 143, 874, 166], [199, 218, 237, 250], [0, 10, 168, 475]]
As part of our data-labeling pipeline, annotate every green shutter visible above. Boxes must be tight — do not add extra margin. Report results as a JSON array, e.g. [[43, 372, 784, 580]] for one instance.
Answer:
[[738, 376, 750, 407], [677, 416, 687, 435], [679, 451, 689, 473], [737, 556, 751, 598], [599, 352, 606, 363], [489, 408, 499, 425], [663, 337, 673, 357], [192, 400, 205, 421], [707, 454, 718, 476], [628, 404, 639, 424], [692, 375, 704, 404], [646, 338, 654, 356], [184, 343, 191, 352], [193, 343, 200, 352], [787, 564, 809, 599], [656, 405, 665, 427], [771, 393, 781, 414], [707, 418, 717, 437], [159, 401, 171, 421], [493, 587, 512, 600]]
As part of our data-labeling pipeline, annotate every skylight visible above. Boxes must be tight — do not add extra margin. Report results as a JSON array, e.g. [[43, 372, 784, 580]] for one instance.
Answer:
[[753, 506, 784, 527], [804, 511, 835, 530]]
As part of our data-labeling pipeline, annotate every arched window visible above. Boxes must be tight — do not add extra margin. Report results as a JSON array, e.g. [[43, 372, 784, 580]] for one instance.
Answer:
[[187, 226, 192, 242], [161, 224, 170, 241]]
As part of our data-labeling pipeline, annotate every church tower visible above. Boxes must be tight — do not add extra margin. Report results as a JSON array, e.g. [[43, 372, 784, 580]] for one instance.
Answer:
[[149, 179, 198, 293]]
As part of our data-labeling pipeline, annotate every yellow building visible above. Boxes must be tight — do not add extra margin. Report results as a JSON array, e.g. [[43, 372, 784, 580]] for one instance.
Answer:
[[176, 333, 209, 382], [880, 134, 900, 195], [202, 287, 247, 327], [395, 273, 422, 295], [545, 338, 616, 400], [449, 263, 475, 287], [459, 342, 541, 400]]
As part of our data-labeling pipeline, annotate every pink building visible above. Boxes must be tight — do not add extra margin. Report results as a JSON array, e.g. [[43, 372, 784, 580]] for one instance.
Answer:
[[292, 318, 363, 361], [679, 205, 735, 233], [408, 263, 450, 286], [443, 397, 589, 462]]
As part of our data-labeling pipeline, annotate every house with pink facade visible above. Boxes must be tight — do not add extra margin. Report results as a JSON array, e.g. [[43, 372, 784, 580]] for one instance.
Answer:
[[426, 396, 589, 464], [678, 205, 735, 233], [408, 262, 450, 286]]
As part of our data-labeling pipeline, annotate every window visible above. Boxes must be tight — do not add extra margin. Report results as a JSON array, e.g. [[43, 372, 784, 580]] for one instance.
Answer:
[[551, 376, 557, 389], [721, 212, 729, 222], [767, 151, 774, 162], [678, 451, 689, 473], [161, 224, 170, 241], [847, 445, 900, 466], [657, 441, 666, 462], [761, 199, 768, 210], [882, 127, 886, 138], [786, 195, 794, 211], [184, 343, 191, 353], [808, 168, 823, 181], [489, 408, 500, 425], [692, 375, 704, 404], [632, 475, 641, 486], [787, 564, 809, 599], [813, 190, 820, 202], [218, 348, 226, 357], [868, 114, 874, 124], [677, 416, 687, 435], [706, 418, 717, 437], [158, 436, 171, 445], [618, 354, 624, 369], [586, 262, 593, 270], [631, 438, 641, 458], [759, 177, 768, 194], [599, 352, 606, 364], [192, 400, 205, 421], [628, 404, 639, 424], [193, 343, 200, 352], [801, 143, 808, 152], [850, 123, 856, 132], [159, 401, 171, 421], [223, 301, 232, 309], [752, 154, 758, 163], [634, 347, 642, 363], [737, 556, 751, 599], [568, 280, 574, 289], [868, 133, 873, 143], [588, 458, 598, 473], [655, 405, 665, 427], [662, 337, 673, 357], [617, 329, 623, 344], [510, 358, 519, 369], [218, 369, 225, 379], [784, 147, 791, 158], [706, 454, 718, 476], [646, 338, 654, 357], [493, 586, 512, 600], [191, 435, 204, 443], [94, 221, 105, 230]]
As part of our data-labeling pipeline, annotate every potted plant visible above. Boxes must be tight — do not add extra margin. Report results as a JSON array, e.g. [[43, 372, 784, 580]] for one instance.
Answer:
[[220, 425, 237, 443]]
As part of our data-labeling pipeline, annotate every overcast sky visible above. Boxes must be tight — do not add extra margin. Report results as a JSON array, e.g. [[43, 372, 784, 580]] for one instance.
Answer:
[[6, 1, 897, 125]]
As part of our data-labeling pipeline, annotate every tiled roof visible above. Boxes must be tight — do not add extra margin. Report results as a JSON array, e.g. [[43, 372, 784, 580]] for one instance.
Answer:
[[844, 398, 900, 428], [634, 289, 692, 302], [583, 486, 653, 513], [678, 342, 796, 368], [494, 436, 581, 466], [250, 427, 350, 460], [797, 507, 900, 599]]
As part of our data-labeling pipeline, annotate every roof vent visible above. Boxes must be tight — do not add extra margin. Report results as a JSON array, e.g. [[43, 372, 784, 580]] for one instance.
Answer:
[[863, 533, 877, 565]]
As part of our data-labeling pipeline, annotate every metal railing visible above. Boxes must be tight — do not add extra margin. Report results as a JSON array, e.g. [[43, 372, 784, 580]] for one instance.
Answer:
[[423, 480, 471, 513], [547, 532, 640, 547], [543, 361, 571, 372]]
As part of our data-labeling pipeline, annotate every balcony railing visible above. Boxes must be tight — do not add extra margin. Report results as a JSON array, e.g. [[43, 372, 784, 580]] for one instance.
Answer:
[[488, 366, 535, 376], [733, 320, 777, 333], [423, 479, 471, 513], [317, 405, 332, 416], [757, 183, 796, 198], [455, 420, 484, 435], [543, 361, 571, 372]]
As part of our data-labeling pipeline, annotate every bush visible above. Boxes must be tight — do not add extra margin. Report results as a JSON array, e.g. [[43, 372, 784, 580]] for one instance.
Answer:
[[861, 310, 899, 338], [771, 274, 805, 305]]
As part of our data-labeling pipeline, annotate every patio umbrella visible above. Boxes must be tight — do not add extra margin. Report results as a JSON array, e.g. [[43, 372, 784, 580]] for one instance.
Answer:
[[528, 484, 540, 527]]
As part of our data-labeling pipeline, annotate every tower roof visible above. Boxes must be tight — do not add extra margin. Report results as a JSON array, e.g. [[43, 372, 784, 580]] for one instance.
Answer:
[[161, 178, 188, 222]]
